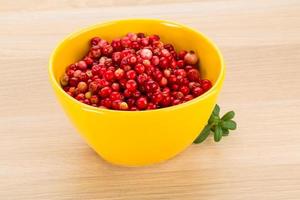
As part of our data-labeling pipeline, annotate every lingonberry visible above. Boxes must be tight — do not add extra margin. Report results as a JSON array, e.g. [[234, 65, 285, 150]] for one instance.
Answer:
[[76, 93, 85, 101], [84, 56, 93, 66], [135, 63, 145, 74], [179, 86, 190, 95], [111, 100, 121, 110], [101, 98, 111, 108], [83, 99, 91, 105], [126, 70, 137, 80], [147, 103, 157, 110], [137, 73, 148, 84], [159, 57, 169, 68], [90, 95, 99, 104], [178, 50, 187, 59], [85, 91, 92, 99], [127, 98, 136, 107], [110, 92, 122, 101], [184, 94, 193, 101], [151, 56, 160, 66], [140, 48, 153, 60], [104, 70, 114, 81], [201, 79, 212, 91], [61, 32, 211, 110], [89, 81, 99, 93], [126, 80, 137, 91], [114, 68, 125, 79], [69, 77, 79, 87], [99, 86, 112, 98], [187, 69, 200, 81], [192, 87, 204, 97], [119, 102, 129, 110], [111, 82, 120, 91], [91, 37, 101, 46], [136, 97, 148, 110], [77, 81, 88, 93], [159, 77, 168, 87], [77, 61, 87, 70], [60, 74, 69, 86], [184, 51, 198, 65]]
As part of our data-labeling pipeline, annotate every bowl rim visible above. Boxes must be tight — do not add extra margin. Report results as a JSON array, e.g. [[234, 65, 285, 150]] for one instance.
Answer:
[[48, 18, 225, 113]]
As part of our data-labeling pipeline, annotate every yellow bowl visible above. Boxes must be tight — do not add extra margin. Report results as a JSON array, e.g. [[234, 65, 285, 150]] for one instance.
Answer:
[[48, 19, 225, 166]]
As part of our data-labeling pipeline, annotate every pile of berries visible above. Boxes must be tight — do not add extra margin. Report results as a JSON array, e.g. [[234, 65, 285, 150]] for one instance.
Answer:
[[60, 33, 212, 111]]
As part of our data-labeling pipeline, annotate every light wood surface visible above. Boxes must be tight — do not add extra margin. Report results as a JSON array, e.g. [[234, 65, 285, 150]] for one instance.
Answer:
[[1, 0, 300, 199]]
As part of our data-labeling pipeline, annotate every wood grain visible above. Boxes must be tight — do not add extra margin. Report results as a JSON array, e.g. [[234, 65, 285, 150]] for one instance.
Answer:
[[1, 0, 300, 199]]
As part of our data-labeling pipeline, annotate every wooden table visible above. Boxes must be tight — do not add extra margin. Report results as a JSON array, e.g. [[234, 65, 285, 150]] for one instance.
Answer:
[[1, 0, 300, 199]]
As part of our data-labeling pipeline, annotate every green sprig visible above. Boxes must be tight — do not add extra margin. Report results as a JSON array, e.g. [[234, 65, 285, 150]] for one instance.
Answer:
[[194, 104, 237, 144]]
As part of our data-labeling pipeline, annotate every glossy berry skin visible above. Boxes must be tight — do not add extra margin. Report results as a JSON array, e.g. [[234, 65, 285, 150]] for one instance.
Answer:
[[125, 80, 137, 92], [99, 86, 112, 98], [61, 32, 212, 111], [136, 97, 148, 110]]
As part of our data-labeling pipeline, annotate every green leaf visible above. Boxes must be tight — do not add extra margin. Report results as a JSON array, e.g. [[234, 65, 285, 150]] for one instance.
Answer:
[[214, 125, 223, 142], [221, 111, 235, 121], [222, 128, 229, 136], [221, 120, 237, 130], [213, 104, 220, 116], [194, 124, 211, 144]]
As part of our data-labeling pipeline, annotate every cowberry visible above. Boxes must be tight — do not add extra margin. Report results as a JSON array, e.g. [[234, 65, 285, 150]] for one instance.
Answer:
[[61, 32, 212, 110]]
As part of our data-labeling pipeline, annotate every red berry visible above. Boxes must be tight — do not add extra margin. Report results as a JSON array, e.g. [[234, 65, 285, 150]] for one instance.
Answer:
[[90, 95, 99, 104], [178, 50, 187, 59], [111, 83, 120, 91], [187, 69, 200, 81], [114, 68, 125, 79], [140, 48, 153, 60], [184, 94, 193, 101], [111, 100, 121, 110], [201, 79, 212, 91], [91, 37, 101, 46], [89, 81, 99, 93], [179, 86, 190, 95], [126, 70, 137, 80], [76, 93, 85, 101], [77, 81, 88, 93], [137, 73, 148, 84], [151, 56, 160, 66], [127, 98, 136, 107], [104, 70, 114, 81], [193, 87, 204, 97], [147, 103, 157, 110], [136, 97, 148, 110], [60, 74, 69, 86], [101, 98, 112, 108], [160, 96, 171, 107], [119, 102, 129, 110], [102, 44, 113, 56], [69, 77, 79, 87], [77, 61, 87, 70], [125, 80, 137, 91], [152, 92, 163, 104], [110, 92, 122, 101], [83, 99, 91, 105], [159, 57, 169, 68], [184, 51, 198, 65], [112, 52, 122, 63], [159, 77, 168, 87], [62, 33, 213, 110], [99, 86, 112, 97], [135, 63, 145, 74]]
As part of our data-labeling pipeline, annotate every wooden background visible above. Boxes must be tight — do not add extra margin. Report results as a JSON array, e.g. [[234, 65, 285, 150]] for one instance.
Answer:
[[1, 0, 300, 199]]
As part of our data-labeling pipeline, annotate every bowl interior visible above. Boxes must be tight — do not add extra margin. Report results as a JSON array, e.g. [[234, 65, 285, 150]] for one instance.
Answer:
[[50, 19, 223, 92]]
